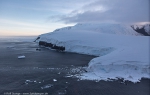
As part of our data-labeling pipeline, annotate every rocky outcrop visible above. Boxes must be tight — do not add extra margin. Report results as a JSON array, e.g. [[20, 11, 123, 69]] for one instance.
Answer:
[[131, 25, 150, 36], [39, 41, 65, 51]]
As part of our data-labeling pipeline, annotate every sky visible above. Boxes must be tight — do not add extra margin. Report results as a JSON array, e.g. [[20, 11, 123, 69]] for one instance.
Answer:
[[0, 0, 149, 36]]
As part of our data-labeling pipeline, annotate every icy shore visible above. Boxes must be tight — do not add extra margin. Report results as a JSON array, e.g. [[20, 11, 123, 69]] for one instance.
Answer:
[[36, 23, 150, 82]]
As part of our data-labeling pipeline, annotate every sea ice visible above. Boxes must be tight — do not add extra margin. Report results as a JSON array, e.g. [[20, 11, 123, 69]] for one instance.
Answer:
[[41, 84, 53, 89], [18, 55, 25, 59], [53, 79, 57, 82]]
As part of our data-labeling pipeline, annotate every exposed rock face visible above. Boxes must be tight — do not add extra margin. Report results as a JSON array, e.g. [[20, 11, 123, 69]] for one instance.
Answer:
[[34, 36, 40, 42], [39, 41, 65, 51], [131, 25, 150, 36]]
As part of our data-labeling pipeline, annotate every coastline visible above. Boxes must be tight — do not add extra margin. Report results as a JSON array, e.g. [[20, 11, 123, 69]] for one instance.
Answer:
[[0, 41, 149, 95]]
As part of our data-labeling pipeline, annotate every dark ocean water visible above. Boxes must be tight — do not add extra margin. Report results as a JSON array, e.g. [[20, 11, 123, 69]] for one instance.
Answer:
[[0, 37, 149, 95], [0, 36, 37, 42]]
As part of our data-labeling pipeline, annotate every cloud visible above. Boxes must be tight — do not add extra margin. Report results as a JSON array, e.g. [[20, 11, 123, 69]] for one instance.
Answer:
[[59, 0, 149, 24], [22, 0, 94, 14]]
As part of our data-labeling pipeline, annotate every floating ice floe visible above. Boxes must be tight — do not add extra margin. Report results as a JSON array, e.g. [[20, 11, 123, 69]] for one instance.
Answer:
[[53, 79, 57, 82], [65, 74, 74, 78], [41, 84, 53, 89], [18, 55, 25, 59], [25, 80, 33, 83], [34, 80, 37, 83], [25, 80, 37, 84]]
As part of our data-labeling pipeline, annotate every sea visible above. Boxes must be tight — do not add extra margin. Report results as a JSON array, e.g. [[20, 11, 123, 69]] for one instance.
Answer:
[[0, 36, 37, 42]]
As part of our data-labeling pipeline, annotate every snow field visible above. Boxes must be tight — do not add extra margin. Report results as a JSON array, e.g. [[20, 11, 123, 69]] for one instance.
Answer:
[[37, 23, 150, 82]]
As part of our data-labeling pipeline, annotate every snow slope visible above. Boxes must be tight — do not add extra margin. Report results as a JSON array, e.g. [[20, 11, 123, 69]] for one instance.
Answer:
[[37, 23, 149, 82], [80, 38, 149, 82], [54, 23, 141, 36]]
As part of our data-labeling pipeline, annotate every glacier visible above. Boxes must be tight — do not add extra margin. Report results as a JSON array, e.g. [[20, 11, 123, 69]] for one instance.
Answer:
[[36, 23, 150, 83]]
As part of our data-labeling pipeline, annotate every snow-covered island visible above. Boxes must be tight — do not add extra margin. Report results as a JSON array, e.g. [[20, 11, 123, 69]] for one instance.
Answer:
[[36, 23, 150, 83]]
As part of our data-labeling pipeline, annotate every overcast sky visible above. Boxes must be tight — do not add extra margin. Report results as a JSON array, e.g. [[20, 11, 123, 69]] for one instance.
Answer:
[[0, 0, 149, 36]]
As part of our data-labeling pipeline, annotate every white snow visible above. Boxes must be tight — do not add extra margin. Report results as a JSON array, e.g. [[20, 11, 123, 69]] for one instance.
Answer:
[[53, 23, 141, 36], [144, 24, 150, 34], [18, 55, 25, 59], [37, 23, 150, 83], [41, 84, 53, 89], [53, 79, 57, 82], [25, 80, 37, 84]]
